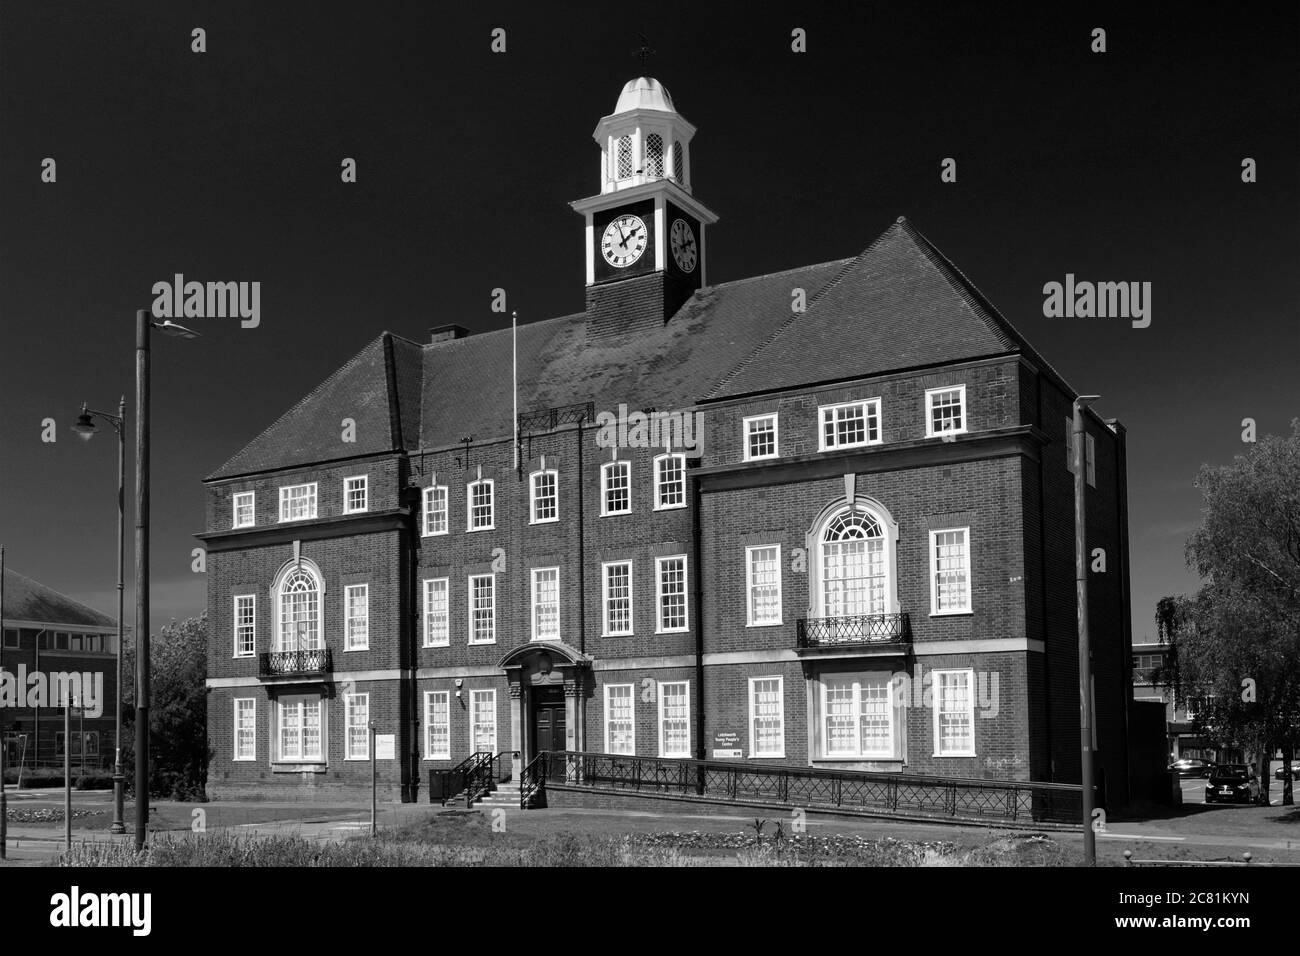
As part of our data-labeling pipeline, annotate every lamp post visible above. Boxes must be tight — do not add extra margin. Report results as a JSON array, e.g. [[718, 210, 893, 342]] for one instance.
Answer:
[[131, 309, 199, 851], [1073, 394, 1101, 867], [72, 397, 127, 834]]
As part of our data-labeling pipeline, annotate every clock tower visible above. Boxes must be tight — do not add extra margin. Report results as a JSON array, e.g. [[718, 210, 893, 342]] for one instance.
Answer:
[[572, 76, 719, 341]]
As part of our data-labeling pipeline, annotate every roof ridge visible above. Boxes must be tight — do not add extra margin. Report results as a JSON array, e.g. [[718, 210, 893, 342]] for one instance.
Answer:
[[706, 224, 905, 399], [703, 256, 857, 291], [896, 218, 1076, 394], [204, 333, 391, 481]]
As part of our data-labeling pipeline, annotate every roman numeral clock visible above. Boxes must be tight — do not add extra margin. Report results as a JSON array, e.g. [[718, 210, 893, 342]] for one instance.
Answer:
[[572, 76, 719, 328]]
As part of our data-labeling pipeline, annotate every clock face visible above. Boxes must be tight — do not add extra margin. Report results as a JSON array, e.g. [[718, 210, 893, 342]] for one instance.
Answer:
[[670, 218, 697, 273], [601, 214, 648, 268]]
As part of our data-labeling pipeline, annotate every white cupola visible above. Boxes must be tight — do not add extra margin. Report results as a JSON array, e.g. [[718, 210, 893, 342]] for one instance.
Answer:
[[593, 77, 695, 195]]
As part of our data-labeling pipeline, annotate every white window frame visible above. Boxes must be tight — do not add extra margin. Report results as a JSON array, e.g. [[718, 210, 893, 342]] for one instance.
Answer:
[[531, 567, 560, 641], [601, 560, 633, 637], [422, 485, 448, 536], [604, 684, 635, 755], [745, 545, 783, 626], [233, 594, 256, 658], [600, 460, 632, 516], [932, 669, 977, 757], [468, 574, 496, 645], [748, 676, 786, 758], [529, 469, 559, 524], [652, 453, 686, 511], [466, 479, 495, 532], [820, 675, 896, 759], [655, 555, 689, 634], [344, 583, 369, 650], [657, 680, 691, 758], [275, 695, 325, 763], [929, 527, 973, 616], [470, 689, 497, 753], [278, 482, 318, 522], [343, 475, 368, 514], [422, 577, 449, 647], [233, 698, 256, 761], [232, 491, 255, 529], [344, 692, 369, 760], [924, 385, 967, 438], [424, 690, 451, 759], [742, 413, 779, 461], [818, 398, 881, 451]]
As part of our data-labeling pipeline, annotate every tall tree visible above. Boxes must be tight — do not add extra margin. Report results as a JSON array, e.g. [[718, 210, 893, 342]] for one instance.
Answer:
[[1174, 421, 1300, 805]]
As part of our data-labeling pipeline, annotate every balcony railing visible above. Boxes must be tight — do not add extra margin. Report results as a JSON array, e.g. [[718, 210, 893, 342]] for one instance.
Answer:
[[796, 613, 910, 649], [259, 648, 332, 678]]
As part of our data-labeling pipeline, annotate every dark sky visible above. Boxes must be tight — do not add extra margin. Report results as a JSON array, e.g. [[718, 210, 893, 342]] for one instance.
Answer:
[[1, 2, 1296, 640]]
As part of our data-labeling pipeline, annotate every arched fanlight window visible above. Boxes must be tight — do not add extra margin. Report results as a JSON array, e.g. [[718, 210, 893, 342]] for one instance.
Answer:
[[616, 135, 633, 179], [820, 510, 887, 617], [672, 141, 684, 182], [278, 567, 321, 651], [646, 134, 664, 177]]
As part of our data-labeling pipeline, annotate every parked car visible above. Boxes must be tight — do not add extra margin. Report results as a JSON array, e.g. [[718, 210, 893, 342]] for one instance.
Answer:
[[1169, 757, 1215, 778], [1273, 763, 1300, 781], [1205, 765, 1260, 804]]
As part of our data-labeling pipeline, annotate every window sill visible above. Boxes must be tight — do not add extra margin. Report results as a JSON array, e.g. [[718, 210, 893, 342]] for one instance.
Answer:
[[929, 610, 973, 618], [529, 517, 560, 526], [232, 757, 257, 763], [466, 525, 496, 533], [232, 654, 256, 660], [600, 511, 632, 518], [745, 620, 783, 628], [818, 440, 882, 453], [423, 642, 450, 649], [467, 640, 497, 647], [342, 508, 369, 516], [344, 755, 371, 762], [343, 647, 369, 653], [422, 754, 452, 762], [747, 752, 787, 760], [652, 503, 687, 512], [932, 752, 977, 759], [602, 632, 632, 639], [926, 429, 968, 440], [271, 762, 327, 773], [421, 529, 449, 538], [743, 454, 779, 463]]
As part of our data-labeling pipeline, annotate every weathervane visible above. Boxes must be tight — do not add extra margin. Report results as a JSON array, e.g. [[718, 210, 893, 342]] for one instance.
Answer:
[[634, 34, 655, 72]]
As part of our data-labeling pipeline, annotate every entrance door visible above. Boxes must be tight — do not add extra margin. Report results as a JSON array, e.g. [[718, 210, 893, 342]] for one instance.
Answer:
[[532, 687, 567, 755]]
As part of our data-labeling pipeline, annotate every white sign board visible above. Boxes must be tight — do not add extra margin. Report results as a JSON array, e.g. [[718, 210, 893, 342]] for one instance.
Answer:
[[375, 734, 395, 760]]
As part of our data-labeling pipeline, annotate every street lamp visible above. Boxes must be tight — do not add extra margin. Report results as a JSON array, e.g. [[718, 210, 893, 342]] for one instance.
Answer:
[[71, 397, 127, 834], [132, 309, 199, 851], [1073, 394, 1101, 867]]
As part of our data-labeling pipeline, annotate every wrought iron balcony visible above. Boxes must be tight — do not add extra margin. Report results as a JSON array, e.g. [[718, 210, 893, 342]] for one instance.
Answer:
[[796, 613, 911, 649], [259, 648, 332, 678]]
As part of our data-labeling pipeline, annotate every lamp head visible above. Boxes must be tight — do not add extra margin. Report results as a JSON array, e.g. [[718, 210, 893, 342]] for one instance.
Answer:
[[153, 320, 201, 339], [72, 405, 97, 441]]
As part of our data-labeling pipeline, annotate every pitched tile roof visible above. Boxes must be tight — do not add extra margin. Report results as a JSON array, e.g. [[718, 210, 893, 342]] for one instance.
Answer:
[[207, 217, 1069, 479], [1, 568, 117, 630], [708, 217, 1063, 399]]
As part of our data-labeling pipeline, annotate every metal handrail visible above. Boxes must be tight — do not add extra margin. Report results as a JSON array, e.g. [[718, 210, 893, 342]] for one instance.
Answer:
[[438, 751, 493, 806], [521, 750, 1086, 825]]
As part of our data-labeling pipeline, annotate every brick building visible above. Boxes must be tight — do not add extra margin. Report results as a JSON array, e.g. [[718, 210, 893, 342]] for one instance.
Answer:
[[200, 76, 1135, 805], [1, 568, 120, 772]]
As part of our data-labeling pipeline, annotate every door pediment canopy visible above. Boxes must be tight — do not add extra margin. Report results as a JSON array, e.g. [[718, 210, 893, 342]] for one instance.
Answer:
[[497, 641, 591, 670]]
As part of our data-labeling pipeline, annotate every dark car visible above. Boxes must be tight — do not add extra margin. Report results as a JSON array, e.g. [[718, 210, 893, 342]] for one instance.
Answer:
[[1169, 757, 1215, 778], [1205, 764, 1260, 804], [1274, 763, 1300, 781]]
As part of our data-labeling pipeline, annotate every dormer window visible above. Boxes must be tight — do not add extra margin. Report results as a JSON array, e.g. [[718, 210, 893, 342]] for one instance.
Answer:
[[646, 134, 664, 177]]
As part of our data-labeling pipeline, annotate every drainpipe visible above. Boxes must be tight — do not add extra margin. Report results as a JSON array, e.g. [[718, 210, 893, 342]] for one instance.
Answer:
[[691, 470, 706, 782], [1035, 373, 1054, 780], [407, 480, 421, 803]]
